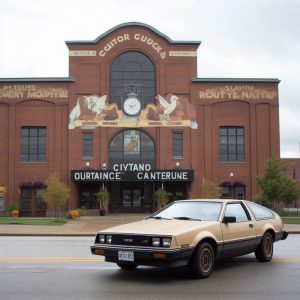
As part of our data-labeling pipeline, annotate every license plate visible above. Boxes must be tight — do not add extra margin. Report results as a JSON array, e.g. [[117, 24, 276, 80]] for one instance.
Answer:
[[118, 251, 134, 262]]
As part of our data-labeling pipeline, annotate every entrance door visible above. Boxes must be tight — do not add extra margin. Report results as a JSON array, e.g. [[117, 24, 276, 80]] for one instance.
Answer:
[[122, 189, 142, 209]]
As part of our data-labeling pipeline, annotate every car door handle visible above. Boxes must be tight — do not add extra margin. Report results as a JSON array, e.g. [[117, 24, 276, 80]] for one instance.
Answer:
[[249, 224, 254, 228]]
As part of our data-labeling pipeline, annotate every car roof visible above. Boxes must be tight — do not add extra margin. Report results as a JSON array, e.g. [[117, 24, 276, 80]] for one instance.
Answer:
[[175, 199, 244, 203]]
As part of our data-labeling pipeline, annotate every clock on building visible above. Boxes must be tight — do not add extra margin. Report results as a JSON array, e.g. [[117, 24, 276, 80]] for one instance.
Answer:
[[123, 93, 141, 116]]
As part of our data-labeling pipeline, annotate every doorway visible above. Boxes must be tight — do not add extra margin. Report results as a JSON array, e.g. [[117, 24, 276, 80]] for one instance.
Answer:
[[79, 184, 100, 209], [122, 188, 142, 209]]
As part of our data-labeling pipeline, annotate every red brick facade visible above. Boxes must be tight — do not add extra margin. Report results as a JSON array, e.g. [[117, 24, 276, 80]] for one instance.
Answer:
[[0, 23, 280, 216]]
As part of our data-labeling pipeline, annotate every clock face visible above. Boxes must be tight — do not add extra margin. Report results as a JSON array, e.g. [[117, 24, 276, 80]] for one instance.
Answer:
[[123, 97, 141, 116]]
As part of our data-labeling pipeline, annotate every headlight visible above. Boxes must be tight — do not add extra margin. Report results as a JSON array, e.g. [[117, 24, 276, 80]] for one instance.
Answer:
[[99, 234, 105, 243], [106, 235, 112, 244], [162, 237, 172, 248], [152, 237, 160, 247]]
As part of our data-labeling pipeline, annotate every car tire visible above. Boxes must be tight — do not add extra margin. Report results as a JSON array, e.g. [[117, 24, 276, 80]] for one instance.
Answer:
[[116, 263, 138, 270], [189, 242, 215, 279], [255, 231, 273, 262]]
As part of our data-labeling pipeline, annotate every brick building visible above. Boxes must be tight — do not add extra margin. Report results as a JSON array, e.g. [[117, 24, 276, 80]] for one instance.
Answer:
[[0, 22, 280, 216]]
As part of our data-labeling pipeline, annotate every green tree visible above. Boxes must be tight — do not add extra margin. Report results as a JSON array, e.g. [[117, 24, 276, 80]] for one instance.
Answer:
[[41, 174, 70, 220], [96, 188, 109, 208], [256, 157, 300, 210], [155, 187, 168, 209], [201, 178, 221, 199]]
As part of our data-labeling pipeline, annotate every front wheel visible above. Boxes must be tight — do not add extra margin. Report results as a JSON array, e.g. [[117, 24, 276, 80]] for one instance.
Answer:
[[116, 263, 138, 270], [189, 242, 215, 279], [255, 232, 273, 262]]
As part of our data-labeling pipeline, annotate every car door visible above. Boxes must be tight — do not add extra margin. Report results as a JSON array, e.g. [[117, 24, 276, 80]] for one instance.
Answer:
[[220, 202, 256, 258]]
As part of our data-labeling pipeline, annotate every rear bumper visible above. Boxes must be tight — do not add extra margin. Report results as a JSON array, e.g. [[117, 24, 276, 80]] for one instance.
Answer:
[[275, 231, 289, 242], [91, 244, 193, 268], [282, 231, 289, 240]]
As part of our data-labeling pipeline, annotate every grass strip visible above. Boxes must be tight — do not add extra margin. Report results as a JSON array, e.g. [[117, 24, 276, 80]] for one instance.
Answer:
[[282, 217, 300, 224], [0, 217, 69, 226]]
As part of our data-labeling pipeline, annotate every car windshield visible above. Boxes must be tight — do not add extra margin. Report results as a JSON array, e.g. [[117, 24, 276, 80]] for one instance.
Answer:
[[149, 201, 223, 221]]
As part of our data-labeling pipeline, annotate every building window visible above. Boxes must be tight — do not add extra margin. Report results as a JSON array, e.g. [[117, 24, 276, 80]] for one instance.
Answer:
[[83, 132, 93, 159], [36, 188, 47, 212], [20, 127, 47, 162], [220, 184, 245, 200], [221, 186, 230, 199], [20, 188, 32, 212], [173, 132, 183, 159], [220, 127, 244, 162], [235, 185, 245, 200], [109, 130, 155, 167], [0, 196, 4, 211], [110, 51, 155, 110]]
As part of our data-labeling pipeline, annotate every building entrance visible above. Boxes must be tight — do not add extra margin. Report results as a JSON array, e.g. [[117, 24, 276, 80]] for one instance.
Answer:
[[79, 184, 100, 209], [122, 188, 142, 208], [109, 181, 154, 213], [76, 181, 190, 213]]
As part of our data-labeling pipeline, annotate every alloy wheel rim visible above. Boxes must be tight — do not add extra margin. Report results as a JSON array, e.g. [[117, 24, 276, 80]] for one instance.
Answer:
[[200, 248, 212, 273], [264, 236, 273, 257]]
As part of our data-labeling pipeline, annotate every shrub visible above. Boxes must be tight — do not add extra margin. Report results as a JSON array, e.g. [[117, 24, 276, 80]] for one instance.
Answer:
[[155, 188, 168, 209], [97, 189, 109, 208], [6, 202, 20, 213], [70, 210, 79, 219], [65, 208, 87, 219], [78, 208, 87, 217]]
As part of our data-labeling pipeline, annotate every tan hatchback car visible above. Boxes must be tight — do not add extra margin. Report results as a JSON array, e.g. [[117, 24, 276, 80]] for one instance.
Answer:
[[91, 199, 288, 278]]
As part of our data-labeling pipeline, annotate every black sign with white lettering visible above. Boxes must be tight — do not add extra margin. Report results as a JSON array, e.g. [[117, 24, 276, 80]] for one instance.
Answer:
[[71, 170, 193, 182]]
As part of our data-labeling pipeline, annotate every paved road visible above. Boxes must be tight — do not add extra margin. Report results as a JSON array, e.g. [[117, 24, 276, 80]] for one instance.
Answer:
[[0, 236, 299, 300]]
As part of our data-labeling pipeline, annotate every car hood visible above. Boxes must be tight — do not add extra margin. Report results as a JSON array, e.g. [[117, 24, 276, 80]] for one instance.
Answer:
[[98, 219, 219, 236]]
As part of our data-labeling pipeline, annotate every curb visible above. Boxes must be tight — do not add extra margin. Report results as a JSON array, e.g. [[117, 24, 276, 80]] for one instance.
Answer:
[[0, 233, 95, 237], [1, 231, 300, 236]]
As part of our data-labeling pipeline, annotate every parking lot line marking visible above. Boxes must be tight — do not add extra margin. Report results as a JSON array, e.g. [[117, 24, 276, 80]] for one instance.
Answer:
[[273, 258, 300, 262], [0, 257, 105, 262]]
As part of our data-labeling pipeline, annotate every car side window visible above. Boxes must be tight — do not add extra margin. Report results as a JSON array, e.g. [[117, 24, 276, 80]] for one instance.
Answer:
[[246, 201, 274, 220], [224, 203, 250, 222]]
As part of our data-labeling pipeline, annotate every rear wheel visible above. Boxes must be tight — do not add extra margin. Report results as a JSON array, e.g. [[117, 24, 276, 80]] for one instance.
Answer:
[[116, 263, 138, 270], [255, 232, 273, 262], [189, 242, 215, 279]]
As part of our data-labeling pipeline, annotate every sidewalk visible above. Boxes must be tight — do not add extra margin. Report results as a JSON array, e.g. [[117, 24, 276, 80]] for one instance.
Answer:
[[0, 214, 299, 236], [0, 214, 148, 236]]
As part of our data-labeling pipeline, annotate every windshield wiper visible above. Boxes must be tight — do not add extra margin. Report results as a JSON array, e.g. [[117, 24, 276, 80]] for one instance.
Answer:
[[147, 216, 172, 220], [173, 217, 202, 221]]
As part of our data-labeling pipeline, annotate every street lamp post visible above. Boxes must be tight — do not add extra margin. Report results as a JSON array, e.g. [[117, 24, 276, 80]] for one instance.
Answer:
[[230, 172, 234, 199], [101, 162, 106, 190]]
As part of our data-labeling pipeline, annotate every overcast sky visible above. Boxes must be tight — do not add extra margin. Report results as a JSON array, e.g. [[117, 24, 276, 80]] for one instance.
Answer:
[[1, 0, 299, 158]]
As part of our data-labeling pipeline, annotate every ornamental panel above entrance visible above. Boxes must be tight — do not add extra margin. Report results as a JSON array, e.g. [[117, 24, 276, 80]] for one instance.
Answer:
[[68, 93, 198, 129]]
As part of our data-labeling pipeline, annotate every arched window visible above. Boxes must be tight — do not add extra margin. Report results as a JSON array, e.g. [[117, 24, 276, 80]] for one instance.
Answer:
[[109, 130, 155, 168], [110, 51, 155, 110]]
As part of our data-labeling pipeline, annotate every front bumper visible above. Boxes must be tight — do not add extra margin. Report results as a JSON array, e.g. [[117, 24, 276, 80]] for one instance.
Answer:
[[91, 244, 193, 268]]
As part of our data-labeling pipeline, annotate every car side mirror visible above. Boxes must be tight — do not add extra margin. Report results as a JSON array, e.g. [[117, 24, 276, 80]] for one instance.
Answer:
[[222, 216, 236, 223]]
